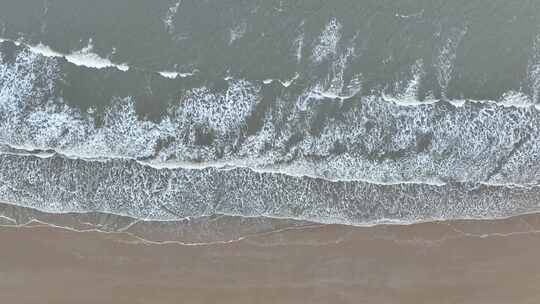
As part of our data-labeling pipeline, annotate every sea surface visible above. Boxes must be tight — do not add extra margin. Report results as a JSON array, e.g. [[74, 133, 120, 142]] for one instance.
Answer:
[[2, 0, 540, 231]]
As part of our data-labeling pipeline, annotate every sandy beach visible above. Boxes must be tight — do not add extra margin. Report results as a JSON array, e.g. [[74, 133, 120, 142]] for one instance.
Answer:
[[1, 208, 540, 304]]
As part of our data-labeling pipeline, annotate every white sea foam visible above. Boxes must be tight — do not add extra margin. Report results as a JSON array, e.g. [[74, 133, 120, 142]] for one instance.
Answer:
[[158, 70, 194, 79], [176, 79, 260, 134], [66, 49, 130, 72], [293, 22, 305, 64], [395, 10, 424, 19], [436, 26, 468, 99], [1, 152, 540, 226], [28, 43, 63, 57], [28, 38, 130, 72], [312, 18, 342, 63], [528, 32, 540, 103], [386, 91, 539, 109], [387, 57, 538, 109], [229, 21, 247, 45], [163, 0, 182, 35], [1, 37, 196, 78], [262, 73, 299, 87], [3, 41, 540, 187], [303, 47, 362, 103], [393, 59, 426, 102]]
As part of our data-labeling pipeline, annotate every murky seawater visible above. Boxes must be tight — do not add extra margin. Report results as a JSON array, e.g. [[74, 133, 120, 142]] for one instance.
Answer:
[[1, 0, 540, 226]]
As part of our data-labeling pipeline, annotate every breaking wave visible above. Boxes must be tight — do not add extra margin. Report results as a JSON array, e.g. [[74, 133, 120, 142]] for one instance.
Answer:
[[1, 153, 539, 226], [3, 11, 540, 227], [2, 40, 540, 188]]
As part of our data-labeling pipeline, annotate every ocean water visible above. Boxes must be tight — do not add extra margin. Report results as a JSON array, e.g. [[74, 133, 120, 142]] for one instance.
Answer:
[[1, 0, 540, 226]]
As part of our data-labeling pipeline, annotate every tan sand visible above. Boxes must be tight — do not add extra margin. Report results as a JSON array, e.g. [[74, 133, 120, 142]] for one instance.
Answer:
[[1, 213, 540, 303]]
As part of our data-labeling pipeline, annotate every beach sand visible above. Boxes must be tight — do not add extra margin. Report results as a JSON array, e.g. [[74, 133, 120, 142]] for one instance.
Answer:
[[1, 207, 540, 303]]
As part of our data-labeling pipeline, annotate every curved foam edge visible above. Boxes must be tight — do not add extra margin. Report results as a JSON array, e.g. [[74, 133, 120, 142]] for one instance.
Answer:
[[0, 141, 519, 188], [262, 73, 300, 88], [27, 40, 130, 72], [158, 71, 195, 79], [0, 200, 318, 245], [1, 152, 540, 227], [0, 37, 202, 78], [383, 92, 540, 110], [3, 40, 540, 187], [2, 195, 540, 230]]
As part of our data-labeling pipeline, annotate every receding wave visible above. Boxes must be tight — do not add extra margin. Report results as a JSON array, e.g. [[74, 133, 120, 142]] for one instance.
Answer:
[[0, 202, 314, 245], [1, 153, 540, 226]]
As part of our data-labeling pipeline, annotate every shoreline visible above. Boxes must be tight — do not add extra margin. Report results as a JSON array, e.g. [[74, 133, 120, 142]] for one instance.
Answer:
[[2, 208, 540, 303], [3, 200, 540, 234], [3, 200, 540, 244]]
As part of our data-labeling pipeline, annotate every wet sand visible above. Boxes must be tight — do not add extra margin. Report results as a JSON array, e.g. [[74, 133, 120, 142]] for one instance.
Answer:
[[2, 211, 540, 303]]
